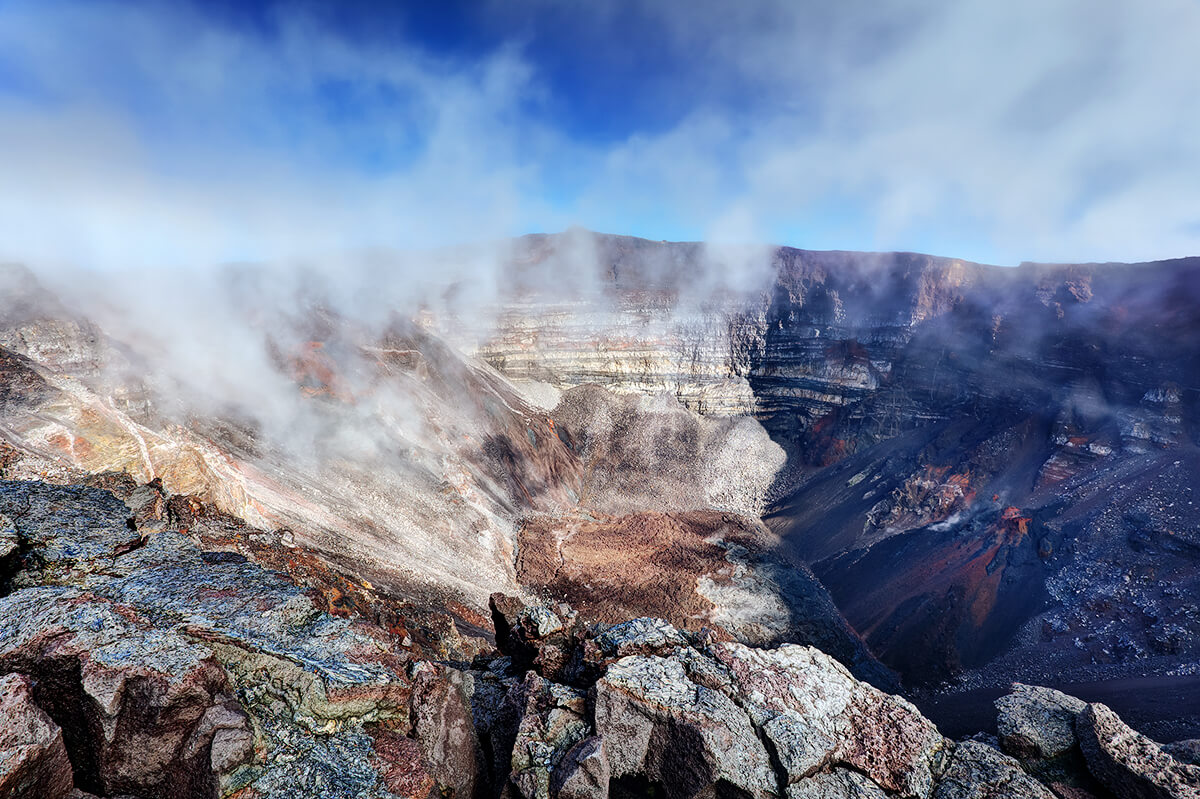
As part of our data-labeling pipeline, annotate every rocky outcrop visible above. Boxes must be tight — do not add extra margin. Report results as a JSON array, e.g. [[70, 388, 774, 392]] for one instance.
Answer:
[[486, 596, 1200, 799], [0, 585, 243, 798], [595, 653, 778, 797], [1077, 703, 1200, 799], [708, 642, 943, 796], [484, 594, 1058, 799], [5, 476, 1199, 799], [990, 681, 1200, 799], [0, 477, 493, 798]]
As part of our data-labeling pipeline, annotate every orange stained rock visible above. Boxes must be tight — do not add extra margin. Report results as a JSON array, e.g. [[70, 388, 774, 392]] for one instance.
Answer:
[[945, 472, 971, 489], [1000, 506, 1031, 538]]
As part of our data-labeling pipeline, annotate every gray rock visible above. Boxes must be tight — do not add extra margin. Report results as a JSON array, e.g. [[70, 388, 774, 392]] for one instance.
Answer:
[[1165, 740, 1200, 767], [594, 617, 688, 658], [504, 672, 591, 799], [0, 481, 142, 586], [787, 768, 890, 798], [551, 736, 609, 799], [995, 683, 1086, 761], [0, 511, 16, 559], [1077, 702, 1200, 799], [711, 642, 945, 798], [523, 605, 566, 638], [594, 654, 777, 799], [932, 741, 1056, 799]]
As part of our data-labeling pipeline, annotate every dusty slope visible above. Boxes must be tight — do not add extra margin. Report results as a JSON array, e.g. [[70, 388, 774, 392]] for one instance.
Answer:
[[0, 262, 874, 680], [469, 232, 1200, 697]]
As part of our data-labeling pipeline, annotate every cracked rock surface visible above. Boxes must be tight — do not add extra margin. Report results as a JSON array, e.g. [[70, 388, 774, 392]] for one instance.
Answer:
[[4, 476, 1199, 799]]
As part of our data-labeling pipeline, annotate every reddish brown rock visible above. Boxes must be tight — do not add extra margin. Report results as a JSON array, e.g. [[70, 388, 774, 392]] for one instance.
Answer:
[[0, 673, 74, 799], [409, 663, 484, 797], [370, 729, 436, 798]]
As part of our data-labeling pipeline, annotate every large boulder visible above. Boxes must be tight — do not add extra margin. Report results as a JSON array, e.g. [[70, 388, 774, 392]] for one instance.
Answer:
[[1077, 702, 1200, 799], [510, 673, 590, 799], [0, 673, 74, 799], [932, 741, 1056, 799], [710, 642, 946, 798], [995, 683, 1086, 762], [0, 586, 244, 798], [594, 653, 778, 799]]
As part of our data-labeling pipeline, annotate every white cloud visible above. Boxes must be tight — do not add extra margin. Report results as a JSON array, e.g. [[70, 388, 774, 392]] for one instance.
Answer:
[[0, 1, 565, 271], [0, 0, 1197, 272], [557, 0, 1200, 263]]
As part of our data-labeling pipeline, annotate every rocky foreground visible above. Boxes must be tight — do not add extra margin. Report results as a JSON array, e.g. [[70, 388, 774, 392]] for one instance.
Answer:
[[3, 477, 1199, 798]]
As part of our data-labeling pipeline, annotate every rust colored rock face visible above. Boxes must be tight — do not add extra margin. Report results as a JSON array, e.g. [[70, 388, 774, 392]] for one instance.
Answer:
[[517, 510, 768, 632], [0, 673, 74, 799], [369, 730, 436, 798]]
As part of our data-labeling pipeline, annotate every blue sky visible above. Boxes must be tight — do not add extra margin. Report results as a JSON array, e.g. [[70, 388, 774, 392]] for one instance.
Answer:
[[1, 0, 1199, 269]]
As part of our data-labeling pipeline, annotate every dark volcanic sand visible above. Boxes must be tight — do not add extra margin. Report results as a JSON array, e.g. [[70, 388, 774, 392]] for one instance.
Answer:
[[914, 675, 1200, 743]]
